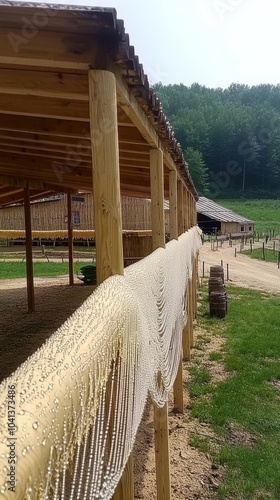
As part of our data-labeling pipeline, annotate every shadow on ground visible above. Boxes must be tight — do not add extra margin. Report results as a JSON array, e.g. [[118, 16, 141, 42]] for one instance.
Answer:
[[0, 282, 94, 382]]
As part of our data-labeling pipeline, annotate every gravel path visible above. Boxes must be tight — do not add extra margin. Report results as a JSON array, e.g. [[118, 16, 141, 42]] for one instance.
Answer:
[[199, 241, 280, 294]]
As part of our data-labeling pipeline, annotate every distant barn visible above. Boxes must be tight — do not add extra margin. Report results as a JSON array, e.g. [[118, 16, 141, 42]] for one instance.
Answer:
[[0, 194, 153, 233], [0, 193, 170, 235], [197, 197, 254, 237]]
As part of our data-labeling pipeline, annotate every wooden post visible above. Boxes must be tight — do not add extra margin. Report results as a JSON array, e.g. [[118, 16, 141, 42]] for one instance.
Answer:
[[191, 196, 196, 320], [67, 193, 74, 286], [169, 171, 178, 241], [150, 148, 165, 251], [182, 187, 191, 361], [183, 188, 190, 232], [170, 172, 184, 413], [23, 185, 35, 313], [88, 69, 133, 500], [187, 192, 194, 345], [193, 258, 197, 319], [177, 181, 184, 236], [150, 148, 171, 500], [154, 403, 171, 500], [113, 457, 134, 500], [186, 188, 191, 230], [89, 69, 124, 284]]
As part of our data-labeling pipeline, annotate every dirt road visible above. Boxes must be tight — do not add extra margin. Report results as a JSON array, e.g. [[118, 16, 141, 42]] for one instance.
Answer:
[[199, 241, 280, 294]]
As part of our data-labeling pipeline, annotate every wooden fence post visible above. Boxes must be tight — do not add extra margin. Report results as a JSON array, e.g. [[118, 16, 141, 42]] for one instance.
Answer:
[[170, 172, 184, 414], [182, 188, 191, 361], [24, 184, 35, 313], [151, 148, 171, 500], [177, 181, 184, 236], [89, 69, 133, 500], [67, 193, 74, 286]]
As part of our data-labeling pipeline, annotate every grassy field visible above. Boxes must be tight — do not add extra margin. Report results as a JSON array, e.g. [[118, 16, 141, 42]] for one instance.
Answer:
[[243, 247, 279, 263], [0, 261, 94, 279], [189, 286, 280, 499], [217, 199, 280, 234]]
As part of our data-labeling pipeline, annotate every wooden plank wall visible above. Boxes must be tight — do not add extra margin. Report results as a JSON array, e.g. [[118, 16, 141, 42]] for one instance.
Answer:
[[0, 194, 170, 232]]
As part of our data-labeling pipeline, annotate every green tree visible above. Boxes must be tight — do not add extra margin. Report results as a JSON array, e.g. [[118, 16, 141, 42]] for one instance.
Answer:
[[184, 147, 209, 194]]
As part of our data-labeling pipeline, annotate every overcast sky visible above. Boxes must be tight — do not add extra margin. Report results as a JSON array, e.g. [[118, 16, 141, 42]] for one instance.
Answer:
[[19, 0, 280, 88]]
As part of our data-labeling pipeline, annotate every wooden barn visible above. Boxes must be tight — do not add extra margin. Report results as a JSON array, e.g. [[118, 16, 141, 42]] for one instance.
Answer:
[[0, 3, 199, 500], [0, 193, 170, 233], [197, 196, 254, 236]]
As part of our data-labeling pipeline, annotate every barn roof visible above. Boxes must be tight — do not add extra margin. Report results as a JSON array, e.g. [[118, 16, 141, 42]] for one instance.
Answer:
[[197, 197, 253, 224], [0, 1, 197, 206]]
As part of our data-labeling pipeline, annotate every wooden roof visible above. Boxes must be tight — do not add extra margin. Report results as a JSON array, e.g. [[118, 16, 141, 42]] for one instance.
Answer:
[[0, 2, 198, 206], [197, 197, 253, 224]]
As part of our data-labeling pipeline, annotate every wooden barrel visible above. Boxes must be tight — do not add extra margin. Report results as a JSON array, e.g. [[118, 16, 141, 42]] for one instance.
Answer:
[[209, 291, 227, 318], [210, 265, 224, 283], [208, 277, 225, 298]]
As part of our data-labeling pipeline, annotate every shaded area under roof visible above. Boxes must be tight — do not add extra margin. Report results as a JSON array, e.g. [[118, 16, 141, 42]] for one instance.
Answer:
[[197, 197, 253, 224], [0, 1, 197, 206]]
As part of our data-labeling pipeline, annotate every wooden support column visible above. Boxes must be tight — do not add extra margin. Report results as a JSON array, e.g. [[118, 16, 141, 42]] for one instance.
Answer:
[[170, 172, 184, 413], [183, 188, 187, 232], [150, 148, 165, 251], [186, 191, 192, 229], [169, 171, 178, 242], [191, 196, 197, 320], [24, 185, 35, 313], [89, 69, 124, 284], [67, 193, 74, 286], [182, 186, 191, 361], [89, 69, 133, 500], [194, 256, 198, 318], [186, 191, 194, 347], [150, 148, 171, 500], [177, 181, 184, 236]]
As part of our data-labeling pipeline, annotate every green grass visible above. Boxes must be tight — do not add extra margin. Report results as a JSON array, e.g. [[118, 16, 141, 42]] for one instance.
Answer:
[[0, 245, 95, 258], [0, 261, 94, 279], [243, 248, 279, 263], [217, 199, 280, 234], [209, 351, 224, 361], [189, 434, 213, 454], [190, 286, 280, 498]]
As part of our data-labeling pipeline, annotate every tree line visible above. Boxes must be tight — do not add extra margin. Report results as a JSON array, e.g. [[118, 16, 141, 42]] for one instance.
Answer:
[[154, 82, 280, 197]]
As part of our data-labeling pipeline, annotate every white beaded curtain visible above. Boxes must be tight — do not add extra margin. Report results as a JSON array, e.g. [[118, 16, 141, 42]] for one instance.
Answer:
[[0, 227, 201, 499]]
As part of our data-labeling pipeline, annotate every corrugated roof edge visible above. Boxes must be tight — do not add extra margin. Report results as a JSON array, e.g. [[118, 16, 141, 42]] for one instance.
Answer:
[[0, 1, 198, 200], [197, 197, 253, 224]]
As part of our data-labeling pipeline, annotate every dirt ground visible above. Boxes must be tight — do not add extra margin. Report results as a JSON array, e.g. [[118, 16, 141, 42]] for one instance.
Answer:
[[0, 276, 94, 382], [199, 241, 280, 294], [0, 245, 278, 498]]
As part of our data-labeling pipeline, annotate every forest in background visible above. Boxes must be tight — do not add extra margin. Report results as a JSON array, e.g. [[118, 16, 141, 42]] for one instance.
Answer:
[[154, 83, 280, 198]]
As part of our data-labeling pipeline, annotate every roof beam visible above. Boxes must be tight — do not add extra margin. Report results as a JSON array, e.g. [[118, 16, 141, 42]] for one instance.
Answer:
[[0, 69, 89, 101], [0, 114, 89, 138], [0, 190, 54, 206], [0, 94, 89, 121], [114, 69, 183, 176], [0, 29, 99, 70], [0, 175, 76, 193], [0, 146, 92, 164], [0, 114, 148, 143]]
